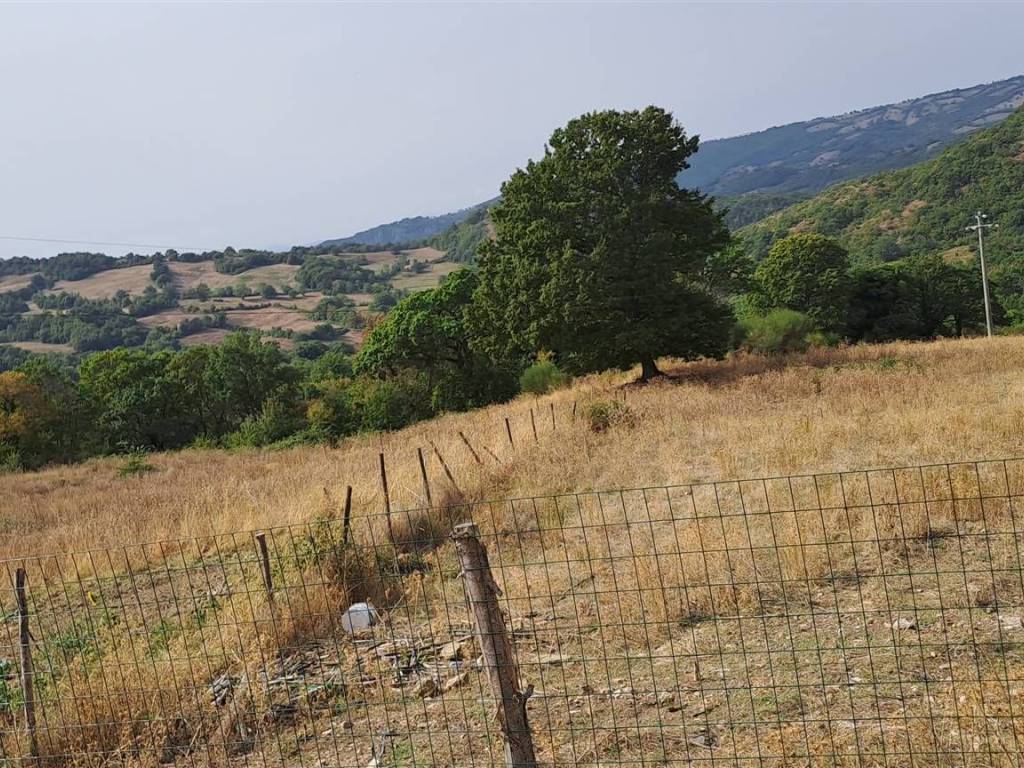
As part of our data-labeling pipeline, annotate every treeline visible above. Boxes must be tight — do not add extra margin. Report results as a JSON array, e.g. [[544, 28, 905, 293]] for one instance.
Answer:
[[738, 232, 993, 352]]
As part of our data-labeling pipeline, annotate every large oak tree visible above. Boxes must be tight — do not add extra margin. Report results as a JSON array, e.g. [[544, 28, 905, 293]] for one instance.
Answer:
[[470, 106, 733, 380]]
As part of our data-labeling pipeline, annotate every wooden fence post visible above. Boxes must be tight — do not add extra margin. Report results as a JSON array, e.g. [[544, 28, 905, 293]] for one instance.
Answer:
[[342, 485, 353, 544], [529, 409, 538, 443], [458, 431, 483, 465], [572, 401, 577, 422], [549, 402, 555, 431], [379, 453, 396, 544], [417, 448, 433, 508], [505, 417, 514, 449], [254, 533, 275, 609], [451, 524, 536, 768], [429, 441, 461, 495], [15, 568, 39, 762]]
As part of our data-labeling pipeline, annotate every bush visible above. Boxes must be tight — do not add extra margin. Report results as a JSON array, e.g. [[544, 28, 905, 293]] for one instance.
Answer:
[[740, 309, 817, 354], [585, 400, 634, 433], [345, 373, 433, 433], [118, 451, 155, 477], [519, 359, 570, 395], [227, 398, 305, 448]]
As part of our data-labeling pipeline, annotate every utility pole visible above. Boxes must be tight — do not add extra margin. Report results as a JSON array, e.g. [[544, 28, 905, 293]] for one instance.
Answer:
[[966, 211, 998, 338]]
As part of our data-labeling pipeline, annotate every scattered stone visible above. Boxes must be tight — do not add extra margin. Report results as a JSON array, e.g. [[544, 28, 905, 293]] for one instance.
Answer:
[[341, 720, 354, 730], [438, 637, 471, 661], [341, 602, 380, 635], [892, 617, 917, 631], [444, 671, 470, 692], [999, 614, 1024, 631], [414, 677, 439, 699]]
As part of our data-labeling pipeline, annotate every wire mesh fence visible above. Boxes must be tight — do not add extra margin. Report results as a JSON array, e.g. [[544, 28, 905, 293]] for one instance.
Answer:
[[4, 458, 1024, 767]]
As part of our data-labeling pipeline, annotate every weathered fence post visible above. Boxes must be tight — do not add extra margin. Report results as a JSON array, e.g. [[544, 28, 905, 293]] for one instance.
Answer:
[[254, 533, 275, 609], [342, 485, 353, 544], [549, 402, 555, 431], [458, 431, 483, 465], [417, 448, 433, 508], [379, 452, 396, 544], [505, 417, 514, 449], [529, 409, 538, 443], [15, 568, 39, 762], [452, 524, 537, 768], [429, 441, 461, 494]]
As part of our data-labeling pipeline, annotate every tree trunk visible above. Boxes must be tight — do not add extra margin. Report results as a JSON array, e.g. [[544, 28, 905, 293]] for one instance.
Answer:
[[639, 357, 663, 382]]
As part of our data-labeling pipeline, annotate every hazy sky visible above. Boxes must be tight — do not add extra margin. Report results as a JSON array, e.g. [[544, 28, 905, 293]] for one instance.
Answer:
[[2, 2, 1023, 259]]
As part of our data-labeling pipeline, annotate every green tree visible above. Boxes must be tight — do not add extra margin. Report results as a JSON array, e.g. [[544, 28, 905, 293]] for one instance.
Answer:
[[470, 106, 733, 381], [0, 371, 60, 469], [356, 269, 516, 410], [751, 233, 852, 331], [206, 332, 300, 432], [78, 349, 186, 452]]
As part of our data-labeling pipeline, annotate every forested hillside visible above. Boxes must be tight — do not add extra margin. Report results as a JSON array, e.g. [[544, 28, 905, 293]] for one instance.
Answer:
[[741, 106, 1024, 265]]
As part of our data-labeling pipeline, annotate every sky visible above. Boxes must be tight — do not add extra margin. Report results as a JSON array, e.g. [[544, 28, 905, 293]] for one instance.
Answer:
[[1, 2, 1023, 260]]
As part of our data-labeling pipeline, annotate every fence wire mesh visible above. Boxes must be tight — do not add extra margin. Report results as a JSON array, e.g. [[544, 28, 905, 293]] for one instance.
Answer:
[[4, 458, 1024, 767]]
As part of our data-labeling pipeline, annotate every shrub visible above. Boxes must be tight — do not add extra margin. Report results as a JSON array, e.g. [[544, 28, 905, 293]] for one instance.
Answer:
[[227, 398, 304, 448], [519, 359, 570, 395], [345, 373, 433, 433], [118, 451, 155, 477], [740, 309, 817, 354], [585, 400, 634, 433]]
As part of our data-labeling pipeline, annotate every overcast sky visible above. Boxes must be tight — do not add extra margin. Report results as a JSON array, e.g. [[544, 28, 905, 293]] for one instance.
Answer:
[[1, 2, 1022, 259]]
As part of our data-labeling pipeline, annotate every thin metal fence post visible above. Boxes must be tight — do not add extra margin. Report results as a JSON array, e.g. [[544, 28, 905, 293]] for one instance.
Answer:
[[430, 441, 462, 494], [452, 523, 537, 767], [15, 568, 39, 763]]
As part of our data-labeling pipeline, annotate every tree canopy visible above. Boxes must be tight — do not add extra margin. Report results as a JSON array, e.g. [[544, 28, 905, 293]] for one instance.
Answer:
[[470, 106, 733, 380]]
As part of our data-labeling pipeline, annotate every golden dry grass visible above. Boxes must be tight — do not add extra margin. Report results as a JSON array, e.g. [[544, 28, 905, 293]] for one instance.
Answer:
[[4, 335, 1022, 561], [4, 335, 1024, 767]]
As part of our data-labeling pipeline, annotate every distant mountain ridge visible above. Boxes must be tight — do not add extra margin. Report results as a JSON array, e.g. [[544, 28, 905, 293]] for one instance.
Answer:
[[319, 199, 497, 248], [320, 75, 1024, 247], [684, 75, 1024, 199], [740, 104, 1024, 266]]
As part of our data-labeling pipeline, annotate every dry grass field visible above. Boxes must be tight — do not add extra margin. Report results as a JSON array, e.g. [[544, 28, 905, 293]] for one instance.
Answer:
[[0, 273, 42, 294], [3, 335, 1024, 767]]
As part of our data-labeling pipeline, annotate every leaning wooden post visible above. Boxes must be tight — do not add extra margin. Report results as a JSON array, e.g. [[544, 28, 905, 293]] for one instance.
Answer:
[[458, 431, 483, 465], [549, 402, 555, 431], [416, 447, 433, 508], [254, 533, 275, 609], [429, 442, 462, 495], [16, 568, 39, 762], [504, 417, 514, 449], [379, 453, 396, 544], [529, 409, 538, 443], [342, 485, 353, 544], [452, 524, 536, 768], [572, 401, 577, 422]]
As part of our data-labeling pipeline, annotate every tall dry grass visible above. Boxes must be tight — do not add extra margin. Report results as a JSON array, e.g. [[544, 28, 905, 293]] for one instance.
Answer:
[[3, 335, 1024, 563], [4, 336, 1024, 767]]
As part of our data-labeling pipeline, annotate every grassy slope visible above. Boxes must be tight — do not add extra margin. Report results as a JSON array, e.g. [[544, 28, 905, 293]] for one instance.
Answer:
[[5, 336, 1024, 766], [5, 336, 1024, 767], [741, 107, 1024, 264]]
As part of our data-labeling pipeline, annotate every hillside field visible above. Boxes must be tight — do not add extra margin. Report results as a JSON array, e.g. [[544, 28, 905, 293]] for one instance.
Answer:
[[5, 334, 1023, 562], [4, 336, 1024, 768]]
